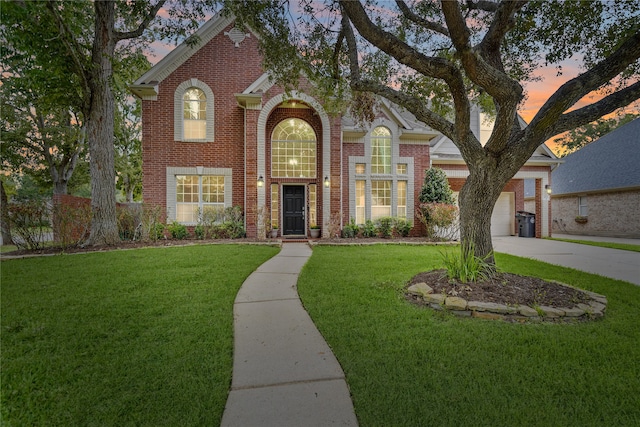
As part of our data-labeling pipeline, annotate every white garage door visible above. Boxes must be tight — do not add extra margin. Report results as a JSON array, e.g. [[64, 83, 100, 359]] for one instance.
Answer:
[[453, 192, 515, 237]]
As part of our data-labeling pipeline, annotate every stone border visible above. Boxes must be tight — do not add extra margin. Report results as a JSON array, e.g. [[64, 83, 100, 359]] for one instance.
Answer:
[[406, 282, 607, 323]]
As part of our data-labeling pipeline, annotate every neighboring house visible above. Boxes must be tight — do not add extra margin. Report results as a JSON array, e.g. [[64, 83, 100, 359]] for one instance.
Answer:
[[551, 118, 640, 238], [131, 12, 560, 239]]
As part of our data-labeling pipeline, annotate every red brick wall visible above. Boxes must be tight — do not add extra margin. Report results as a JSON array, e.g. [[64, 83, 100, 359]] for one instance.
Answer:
[[141, 22, 264, 214]]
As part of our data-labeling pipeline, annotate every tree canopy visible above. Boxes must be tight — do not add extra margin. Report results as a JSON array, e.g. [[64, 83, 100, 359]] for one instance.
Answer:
[[228, 0, 640, 265]]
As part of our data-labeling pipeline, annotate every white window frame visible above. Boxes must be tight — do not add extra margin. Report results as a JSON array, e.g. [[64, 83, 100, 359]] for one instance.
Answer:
[[348, 120, 414, 225], [166, 167, 232, 224], [174, 78, 214, 142], [578, 196, 588, 216]]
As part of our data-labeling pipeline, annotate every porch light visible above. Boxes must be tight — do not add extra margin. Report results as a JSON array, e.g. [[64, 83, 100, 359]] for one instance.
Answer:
[[324, 176, 330, 187], [257, 176, 264, 187], [545, 184, 552, 194]]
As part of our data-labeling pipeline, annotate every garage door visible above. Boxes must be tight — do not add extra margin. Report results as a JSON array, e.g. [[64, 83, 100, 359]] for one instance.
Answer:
[[453, 192, 514, 237]]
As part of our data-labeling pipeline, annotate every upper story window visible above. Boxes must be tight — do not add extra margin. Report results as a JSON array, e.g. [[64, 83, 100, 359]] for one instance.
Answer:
[[371, 126, 391, 174], [271, 118, 317, 178], [183, 88, 206, 140], [174, 78, 214, 142]]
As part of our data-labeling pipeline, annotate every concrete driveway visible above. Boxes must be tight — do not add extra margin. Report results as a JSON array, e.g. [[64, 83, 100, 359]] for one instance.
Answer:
[[493, 235, 640, 286]]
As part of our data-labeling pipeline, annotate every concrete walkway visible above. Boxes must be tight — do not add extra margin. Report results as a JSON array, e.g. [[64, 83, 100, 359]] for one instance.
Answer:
[[221, 243, 358, 427], [493, 236, 640, 286]]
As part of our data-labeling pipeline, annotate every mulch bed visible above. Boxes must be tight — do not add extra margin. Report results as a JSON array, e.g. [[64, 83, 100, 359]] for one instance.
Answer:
[[408, 270, 592, 308]]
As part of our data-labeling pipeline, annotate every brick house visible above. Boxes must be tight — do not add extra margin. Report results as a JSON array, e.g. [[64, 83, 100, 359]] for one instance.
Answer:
[[131, 13, 560, 239], [551, 118, 640, 238]]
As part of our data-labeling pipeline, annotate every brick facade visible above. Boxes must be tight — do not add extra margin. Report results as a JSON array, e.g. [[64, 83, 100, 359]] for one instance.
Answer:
[[552, 189, 640, 238]]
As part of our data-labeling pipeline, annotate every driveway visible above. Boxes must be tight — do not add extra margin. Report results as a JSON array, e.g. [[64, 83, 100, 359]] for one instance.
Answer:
[[493, 235, 640, 286]]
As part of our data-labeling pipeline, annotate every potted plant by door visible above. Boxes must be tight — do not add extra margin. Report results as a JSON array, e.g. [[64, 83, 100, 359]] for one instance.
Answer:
[[270, 226, 279, 238], [310, 224, 321, 238]]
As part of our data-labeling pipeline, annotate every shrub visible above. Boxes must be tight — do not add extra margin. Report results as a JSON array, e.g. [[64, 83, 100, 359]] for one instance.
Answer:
[[168, 221, 189, 240], [117, 206, 138, 241], [138, 204, 165, 241], [52, 201, 91, 248], [441, 244, 494, 284], [394, 218, 412, 237], [8, 198, 51, 250], [341, 218, 360, 238], [195, 206, 245, 239], [362, 220, 377, 237], [419, 167, 454, 204], [377, 217, 394, 238], [417, 202, 459, 240]]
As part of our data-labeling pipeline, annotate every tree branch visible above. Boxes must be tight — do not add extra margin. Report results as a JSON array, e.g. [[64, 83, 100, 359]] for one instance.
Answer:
[[529, 29, 640, 132], [466, 0, 499, 12], [115, 0, 166, 41], [45, 0, 91, 111], [553, 81, 640, 136], [395, 0, 449, 37], [479, 0, 527, 63], [339, 0, 470, 139]]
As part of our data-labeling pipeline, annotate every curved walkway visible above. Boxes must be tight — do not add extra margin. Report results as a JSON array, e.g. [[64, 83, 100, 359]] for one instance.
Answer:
[[221, 243, 358, 426], [493, 236, 640, 286]]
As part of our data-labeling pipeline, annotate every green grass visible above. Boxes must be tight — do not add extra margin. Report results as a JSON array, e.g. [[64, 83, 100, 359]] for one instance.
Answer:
[[0, 245, 18, 253], [298, 245, 640, 427], [546, 237, 640, 252], [1, 244, 279, 426]]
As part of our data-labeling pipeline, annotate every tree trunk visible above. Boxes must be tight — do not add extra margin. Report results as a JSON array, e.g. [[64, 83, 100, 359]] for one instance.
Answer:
[[85, 1, 119, 246], [1, 180, 14, 245]]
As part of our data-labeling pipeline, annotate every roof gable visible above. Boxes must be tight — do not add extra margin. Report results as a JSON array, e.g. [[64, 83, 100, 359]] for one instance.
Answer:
[[133, 12, 236, 87], [552, 118, 640, 195]]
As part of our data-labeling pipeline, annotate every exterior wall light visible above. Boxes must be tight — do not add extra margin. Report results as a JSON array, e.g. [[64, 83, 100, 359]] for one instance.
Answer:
[[324, 176, 330, 188], [257, 176, 264, 187], [545, 184, 552, 194]]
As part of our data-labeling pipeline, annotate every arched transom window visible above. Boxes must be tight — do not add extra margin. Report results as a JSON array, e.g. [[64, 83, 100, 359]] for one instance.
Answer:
[[371, 126, 391, 174], [271, 118, 317, 178], [183, 88, 206, 140]]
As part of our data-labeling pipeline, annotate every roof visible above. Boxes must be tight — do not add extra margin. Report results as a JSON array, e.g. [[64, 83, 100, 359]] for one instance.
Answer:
[[552, 118, 640, 195]]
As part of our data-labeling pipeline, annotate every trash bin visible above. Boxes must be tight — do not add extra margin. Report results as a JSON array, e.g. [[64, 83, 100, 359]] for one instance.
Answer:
[[515, 211, 535, 237]]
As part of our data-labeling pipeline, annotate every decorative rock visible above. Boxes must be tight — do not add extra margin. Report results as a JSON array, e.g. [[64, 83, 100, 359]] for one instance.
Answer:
[[451, 310, 472, 317], [584, 291, 608, 305], [468, 301, 516, 314], [538, 306, 565, 318], [589, 301, 607, 314], [518, 305, 540, 317], [445, 296, 468, 310], [407, 282, 433, 296], [424, 293, 446, 304], [472, 311, 504, 321], [562, 307, 586, 317]]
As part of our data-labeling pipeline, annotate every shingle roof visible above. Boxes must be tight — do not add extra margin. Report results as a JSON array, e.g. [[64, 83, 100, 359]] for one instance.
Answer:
[[551, 118, 640, 195]]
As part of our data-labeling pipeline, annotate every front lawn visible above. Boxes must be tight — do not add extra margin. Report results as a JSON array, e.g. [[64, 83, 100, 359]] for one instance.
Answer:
[[1, 244, 279, 426], [298, 245, 640, 427], [546, 237, 640, 252]]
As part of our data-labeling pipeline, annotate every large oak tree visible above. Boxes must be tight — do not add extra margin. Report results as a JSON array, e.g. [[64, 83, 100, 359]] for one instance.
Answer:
[[228, 0, 640, 265]]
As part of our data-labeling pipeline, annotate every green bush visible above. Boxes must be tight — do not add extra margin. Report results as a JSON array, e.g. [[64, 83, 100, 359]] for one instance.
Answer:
[[7, 198, 50, 251], [52, 201, 91, 249], [341, 218, 360, 238], [394, 218, 412, 237], [377, 217, 394, 238], [168, 221, 189, 240], [362, 220, 377, 237], [441, 244, 493, 283], [419, 167, 454, 204], [117, 206, 137, 241]]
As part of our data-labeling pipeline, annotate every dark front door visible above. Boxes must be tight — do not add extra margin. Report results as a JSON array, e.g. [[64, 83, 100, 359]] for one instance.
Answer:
[[283, 186, 305, 235]]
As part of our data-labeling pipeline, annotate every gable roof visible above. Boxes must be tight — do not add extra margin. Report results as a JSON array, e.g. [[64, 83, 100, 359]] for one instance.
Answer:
[[130, 12, 237, 98], [552, 118, 640, 195]]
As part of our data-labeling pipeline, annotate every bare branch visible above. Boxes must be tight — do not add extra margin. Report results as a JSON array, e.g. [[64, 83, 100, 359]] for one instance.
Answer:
[[115, 0, 166, 41], [395, 0, 449, 37]]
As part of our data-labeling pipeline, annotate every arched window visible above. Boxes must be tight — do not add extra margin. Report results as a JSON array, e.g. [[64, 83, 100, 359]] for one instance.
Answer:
[[174, 79, 214, 142], [371, 126, 391, 174], [183, 88, 206, 140], [271, 118, 317, 178]]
